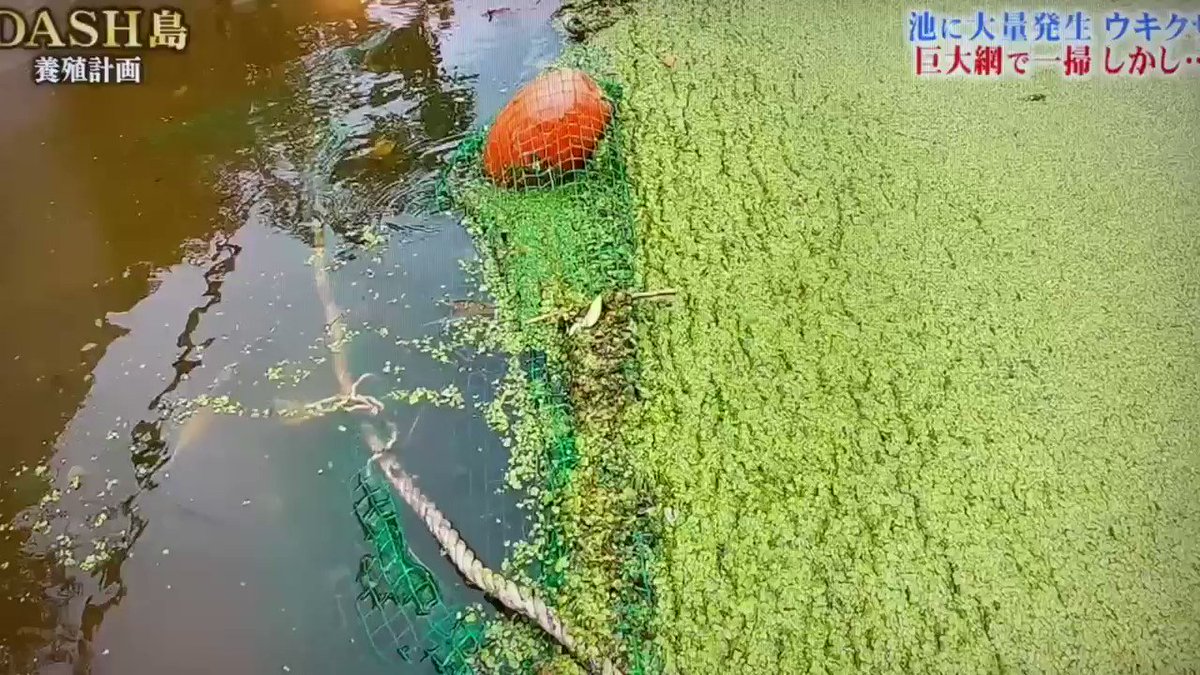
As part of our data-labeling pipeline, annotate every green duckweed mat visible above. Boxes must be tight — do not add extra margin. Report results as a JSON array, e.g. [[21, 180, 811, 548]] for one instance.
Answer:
[[436, 45, 662, 674], [362, 2, 1200, 672], [587, 1, 1200, 672]]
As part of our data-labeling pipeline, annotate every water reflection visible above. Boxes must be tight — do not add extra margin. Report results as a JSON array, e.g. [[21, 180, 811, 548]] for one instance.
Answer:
[[1, 0, 563, 671]]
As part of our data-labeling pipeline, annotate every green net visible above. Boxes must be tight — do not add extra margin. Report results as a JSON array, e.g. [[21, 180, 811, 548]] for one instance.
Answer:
[[435, 68, 637, 318], [519, 349, 578, 597], [434, 51, 663, 673], [278, 25, 500, 675], [328, 44, 663, 673], [350, 465, 487, 673]]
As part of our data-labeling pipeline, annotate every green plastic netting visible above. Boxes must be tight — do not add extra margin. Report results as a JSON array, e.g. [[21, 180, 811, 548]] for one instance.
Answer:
[[292, 28, 499, 675], [227, 19, 654, 674], [350, 466, 486, 673], [519, 349, 579, 597], [431, 52, 662, 673], [332, 43, 661, 672]]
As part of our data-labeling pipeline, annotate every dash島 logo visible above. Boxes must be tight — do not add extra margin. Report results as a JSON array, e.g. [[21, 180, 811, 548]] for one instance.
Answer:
[[0, 7, 190, 85]]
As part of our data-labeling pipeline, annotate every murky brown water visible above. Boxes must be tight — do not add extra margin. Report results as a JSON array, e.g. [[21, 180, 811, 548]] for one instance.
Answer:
[[0, 0, 563, 672]]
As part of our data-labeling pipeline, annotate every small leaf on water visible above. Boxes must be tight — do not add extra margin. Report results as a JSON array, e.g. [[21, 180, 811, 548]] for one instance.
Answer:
[[580, 294, 603, 329], [80, 342, 97, 352], [369, 138, 396, 159]]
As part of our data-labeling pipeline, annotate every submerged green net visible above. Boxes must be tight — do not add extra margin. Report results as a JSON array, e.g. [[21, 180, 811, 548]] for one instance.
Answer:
[[350, 466, 487, 673], [434, 50, 662, 673], [290, 30, 493, 675], [337, 44, 660, 672]]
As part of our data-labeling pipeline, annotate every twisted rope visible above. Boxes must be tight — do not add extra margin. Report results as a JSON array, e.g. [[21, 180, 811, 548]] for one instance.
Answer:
[[308, 221, 621, 675], [374, 449, 618, 675]]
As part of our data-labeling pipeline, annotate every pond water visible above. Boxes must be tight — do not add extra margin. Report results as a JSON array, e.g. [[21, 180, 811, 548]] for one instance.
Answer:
[[0, 0, 565, 672]]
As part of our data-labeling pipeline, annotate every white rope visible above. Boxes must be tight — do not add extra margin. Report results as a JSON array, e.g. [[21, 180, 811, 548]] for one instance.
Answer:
[[309, 221, 622, 674]]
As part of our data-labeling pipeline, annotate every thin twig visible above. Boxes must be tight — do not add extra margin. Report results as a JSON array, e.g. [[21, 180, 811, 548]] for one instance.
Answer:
[[524, 309, 568, 325], [630, 288, 677, 301], [524, 288, 678, 326], [403, 413, 420, 446]]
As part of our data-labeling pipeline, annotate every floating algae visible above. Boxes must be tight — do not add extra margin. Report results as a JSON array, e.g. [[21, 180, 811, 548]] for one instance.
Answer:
[[584, 1, 1200, 672], [440, 42, 662, 674]]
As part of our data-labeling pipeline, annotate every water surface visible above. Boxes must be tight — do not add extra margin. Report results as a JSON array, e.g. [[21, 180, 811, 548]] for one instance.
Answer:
[[0, 0, 565, 671]]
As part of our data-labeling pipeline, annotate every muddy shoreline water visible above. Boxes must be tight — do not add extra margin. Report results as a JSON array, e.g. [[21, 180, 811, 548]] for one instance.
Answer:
[[0, 0, 572, 672]]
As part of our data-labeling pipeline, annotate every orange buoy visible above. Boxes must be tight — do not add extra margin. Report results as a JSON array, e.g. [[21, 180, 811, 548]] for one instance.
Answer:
[[482, 68, 613, 187]]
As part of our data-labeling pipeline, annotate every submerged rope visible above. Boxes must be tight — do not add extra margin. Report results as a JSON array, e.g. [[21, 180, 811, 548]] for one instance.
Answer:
[[375, 452, 617, 675], [308, 221, 621, 675]]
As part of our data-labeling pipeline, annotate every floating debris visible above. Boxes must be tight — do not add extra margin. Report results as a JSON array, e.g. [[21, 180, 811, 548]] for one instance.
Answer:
[[368, 138, 396, 158], [483, 7, 512, 21], [441, 298, 497, 320]]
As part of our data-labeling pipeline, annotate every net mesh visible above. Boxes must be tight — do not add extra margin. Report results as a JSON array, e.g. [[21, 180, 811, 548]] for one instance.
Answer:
[[433, 51, 662, 674], [289, 31, 498, 675], [350, 464, 488, 674], [481, 68, 615, 191], [520, 349, 578, 597], [328, 47, 661, 674]]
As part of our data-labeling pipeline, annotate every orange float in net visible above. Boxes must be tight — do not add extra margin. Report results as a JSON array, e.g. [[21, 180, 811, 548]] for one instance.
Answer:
[[482, 68, 613, 187]]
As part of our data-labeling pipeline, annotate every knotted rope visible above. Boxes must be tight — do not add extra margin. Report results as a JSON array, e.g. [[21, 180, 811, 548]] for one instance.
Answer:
[[309, 222, 620, 675]]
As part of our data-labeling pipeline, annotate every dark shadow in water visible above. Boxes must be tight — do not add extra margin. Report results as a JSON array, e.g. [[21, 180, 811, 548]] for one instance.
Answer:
[[286, 3, 477, 250], [148, 234, 243, 413], [1, 236, 240, 672], [61, 234, 242, 671]]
